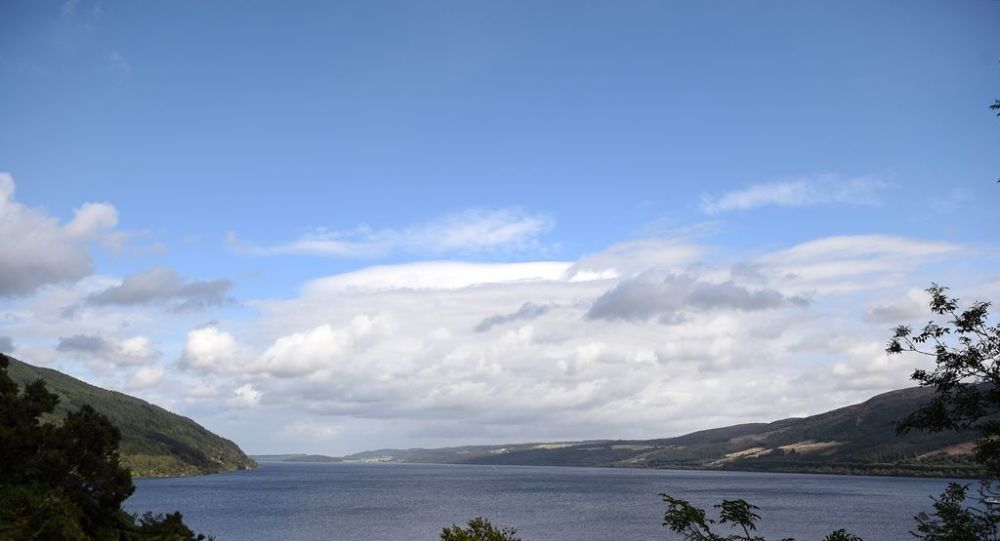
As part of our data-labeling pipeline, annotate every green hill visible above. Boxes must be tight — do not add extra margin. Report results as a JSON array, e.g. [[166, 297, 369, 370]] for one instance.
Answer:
[[316, 387, 981, 477], [6, 355, 257, 478]]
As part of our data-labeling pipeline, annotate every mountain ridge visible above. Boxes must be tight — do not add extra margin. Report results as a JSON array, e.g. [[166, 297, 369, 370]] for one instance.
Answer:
[[256, 386, 982, 478], [6, 355, 257, 478]]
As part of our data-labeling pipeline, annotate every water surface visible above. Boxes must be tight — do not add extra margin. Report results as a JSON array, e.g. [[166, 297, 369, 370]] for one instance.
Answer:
[[126, 462, 957, 541]]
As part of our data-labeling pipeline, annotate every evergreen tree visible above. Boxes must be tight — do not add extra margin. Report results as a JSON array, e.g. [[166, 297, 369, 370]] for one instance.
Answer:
[[0, 353, 207, 541]]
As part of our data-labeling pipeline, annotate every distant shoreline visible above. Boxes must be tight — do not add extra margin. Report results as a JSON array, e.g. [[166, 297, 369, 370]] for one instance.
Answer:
[[251, 454, 982, 480]]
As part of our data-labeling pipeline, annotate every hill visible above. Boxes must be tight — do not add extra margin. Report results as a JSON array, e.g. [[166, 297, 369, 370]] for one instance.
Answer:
[[6, 355, 257, 478], [280, 387, 981, 477]]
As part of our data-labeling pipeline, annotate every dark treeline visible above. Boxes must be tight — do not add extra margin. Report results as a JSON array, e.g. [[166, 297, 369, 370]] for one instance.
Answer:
[[0, 353, 208, 541]]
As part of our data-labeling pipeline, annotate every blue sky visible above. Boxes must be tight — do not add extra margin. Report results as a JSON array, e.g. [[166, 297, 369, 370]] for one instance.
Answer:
[[0, 0, 998, 454]]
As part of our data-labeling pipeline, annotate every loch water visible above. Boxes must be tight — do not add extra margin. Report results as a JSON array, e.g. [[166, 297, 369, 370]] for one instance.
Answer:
[[125, 462, 958, 541]]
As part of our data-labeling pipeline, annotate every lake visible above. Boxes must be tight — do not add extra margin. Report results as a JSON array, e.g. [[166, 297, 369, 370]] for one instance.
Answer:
[[125, 462, 960, 541]]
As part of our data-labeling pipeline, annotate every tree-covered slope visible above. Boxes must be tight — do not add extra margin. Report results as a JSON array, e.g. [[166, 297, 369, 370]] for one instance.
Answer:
[[327, 387, 981, 477], [7, 356, 256, 478]]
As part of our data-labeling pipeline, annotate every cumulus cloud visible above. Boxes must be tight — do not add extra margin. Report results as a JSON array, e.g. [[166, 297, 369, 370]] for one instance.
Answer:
[[257, 316, 379, 377], [56, 334, 157, 366], [87, 267, 232, 311], [182, 326, 242, 373], [228, 208, 553, 258], [13, 230, 981, 453], [159, 241, 794, 433], [476, 302, 552, 332], [0, 173, 120, 296], [176, 233, 978, 450], [0, 336, 13, 354], [227, 384, 262, 408], [182, 316, 381, 378], [65, 202, 119, 238], [126, 364, 165, 390], [700, 174, 890, 214], [586, 271, 807, 323]]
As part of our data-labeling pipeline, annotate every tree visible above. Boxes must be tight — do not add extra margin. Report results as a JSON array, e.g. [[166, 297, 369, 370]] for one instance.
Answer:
[[659, 494, 861, 541], [910, 482, 1000, 541], [887, 284, 1000, 540], [0, 353, 208, 541], [887, 284, 1000, 473], [440, 518, 522, 541]]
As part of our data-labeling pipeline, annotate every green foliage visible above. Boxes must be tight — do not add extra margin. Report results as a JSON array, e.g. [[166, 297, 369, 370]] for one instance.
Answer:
[[888, 284, 1000, 539], [6, 356, 256, 478], [0, 354, 209, 541], [133, 512, 210, 541], [658, 494, 859, 541], [887, 284, 1000, 474], [911, 482, 1000, 541], [822, 531, 862, 541], [440, 518, 522, 541]]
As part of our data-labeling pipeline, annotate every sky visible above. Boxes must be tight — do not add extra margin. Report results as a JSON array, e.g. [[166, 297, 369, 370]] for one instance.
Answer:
[[0, 0, 998, 455]]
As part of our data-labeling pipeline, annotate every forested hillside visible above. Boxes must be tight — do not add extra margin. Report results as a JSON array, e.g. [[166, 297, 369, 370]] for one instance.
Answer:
[[7, 356, 256, 477], [307, 387, 981, 478]]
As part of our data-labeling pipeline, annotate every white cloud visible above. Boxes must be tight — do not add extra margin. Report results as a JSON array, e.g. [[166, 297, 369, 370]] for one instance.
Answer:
[[164, 233, 976, 452], [186, 380, 220, 399], [182, 326, 241, 373], [280, 420, 341, 441], [303, 261, 576, 295], [228, 208, 553, 258], [257, 316, 379, 378], [0, 173, 121, 296], [829, 340, 928, 391], [6, 225, 984, 454], [56, 334, 157, 367], [866, 288, 933, 323], [700, 174, 890, 214], [569, 239, 704, 279], [127, 364, 165, 390], [65, 202, 119, 238], [228, 384, 262, 408], [753, 235, 963, 295]]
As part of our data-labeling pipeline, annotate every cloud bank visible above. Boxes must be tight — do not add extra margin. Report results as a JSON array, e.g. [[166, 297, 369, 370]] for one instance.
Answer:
[[2, 205, 983, 454], [154, 234, 971, 451]]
